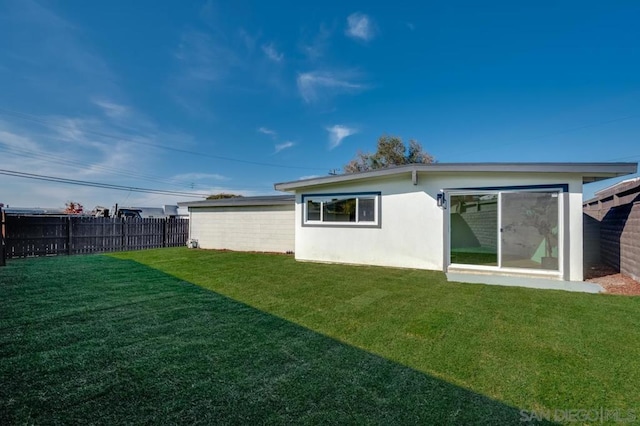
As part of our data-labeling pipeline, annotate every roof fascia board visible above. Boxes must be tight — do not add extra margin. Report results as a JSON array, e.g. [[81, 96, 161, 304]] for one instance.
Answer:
[[178, 197, 294, 208], [274, 163, 637, 192]]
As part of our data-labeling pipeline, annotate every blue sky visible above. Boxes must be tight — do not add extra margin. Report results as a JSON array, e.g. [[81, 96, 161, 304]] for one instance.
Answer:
[[1, 0, 639, 209]]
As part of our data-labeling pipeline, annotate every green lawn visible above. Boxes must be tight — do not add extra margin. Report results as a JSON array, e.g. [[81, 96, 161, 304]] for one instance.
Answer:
[[2, 248, 639, 424]]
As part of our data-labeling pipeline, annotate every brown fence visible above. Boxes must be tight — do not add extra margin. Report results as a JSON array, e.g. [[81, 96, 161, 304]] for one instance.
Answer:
[[1, 207, 6, 266], [600, 202, 640, 282], [4, 215, 189, 259], [583, 179, 640, 282]]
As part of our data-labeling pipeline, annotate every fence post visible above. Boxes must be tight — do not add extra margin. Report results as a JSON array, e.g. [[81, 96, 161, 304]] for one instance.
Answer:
[[67, 216, 73, 255], [0, 205, 5, 267], [163, 218, 168, 247], [122, 219, 128, 251]]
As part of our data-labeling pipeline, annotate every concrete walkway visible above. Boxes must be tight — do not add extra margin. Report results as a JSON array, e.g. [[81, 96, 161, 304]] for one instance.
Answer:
[[446, 272, 604, 294]]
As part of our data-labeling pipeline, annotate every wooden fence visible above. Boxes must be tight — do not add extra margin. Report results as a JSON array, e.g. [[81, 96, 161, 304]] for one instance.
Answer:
[[1, 207, 5, 266], [4, 215, 189, 259]]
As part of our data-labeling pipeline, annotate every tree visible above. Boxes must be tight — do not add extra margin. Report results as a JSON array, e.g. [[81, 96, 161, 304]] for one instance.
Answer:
[[344, 135, 434, 173], [64, 201, 84, 214], [206, 193, 243, 200]]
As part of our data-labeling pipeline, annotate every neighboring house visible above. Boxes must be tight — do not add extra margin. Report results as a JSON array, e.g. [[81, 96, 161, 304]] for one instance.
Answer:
[[583, 177, 640, 282], [4, 208, 67, 215], [178, 196, 295, 253], [274, 162, 636, 287], [116, 205, 182, 218]]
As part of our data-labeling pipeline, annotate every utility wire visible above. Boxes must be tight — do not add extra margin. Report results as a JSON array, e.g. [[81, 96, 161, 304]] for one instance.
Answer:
[[449, 112, 640, 157], [0, 145, 212, 190], [514, 113, 640, 143], [0, 169, 208, 198], [605, 153, 640, 161], [0, 107, 328, 171], [0, 146, 279, 191]]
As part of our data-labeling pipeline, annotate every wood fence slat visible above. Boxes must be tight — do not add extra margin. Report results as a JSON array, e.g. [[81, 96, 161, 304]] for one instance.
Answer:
[[0, 207, 5, 266]]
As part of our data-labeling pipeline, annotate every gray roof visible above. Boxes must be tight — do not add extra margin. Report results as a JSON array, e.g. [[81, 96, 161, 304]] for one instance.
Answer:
[[164, 205, 179, 216], [274, 162, 638, 191], [117, 206, 186, 217], [178, 195, 294, 208], [119, 207, 166, 217], [4, 207, 66, 215]]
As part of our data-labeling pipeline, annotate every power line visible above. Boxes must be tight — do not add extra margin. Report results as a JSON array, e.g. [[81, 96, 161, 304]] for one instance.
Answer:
[[0, 169, 208, 198], [0, 145, 213, 190], [516, 113, 640, 143], [0, 145, 282, 191], [0, 107, 328, 171], [454, 112, 640, 157], [605, 153, 640, 161]]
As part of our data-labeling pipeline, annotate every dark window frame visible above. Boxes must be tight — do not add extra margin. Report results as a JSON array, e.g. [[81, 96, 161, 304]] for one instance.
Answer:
[[301, 192, 381, 228]]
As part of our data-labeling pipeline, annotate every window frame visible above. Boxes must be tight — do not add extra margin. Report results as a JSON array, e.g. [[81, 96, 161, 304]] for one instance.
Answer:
[[445, 184, 566, 277], [301, 192, 381, 228]]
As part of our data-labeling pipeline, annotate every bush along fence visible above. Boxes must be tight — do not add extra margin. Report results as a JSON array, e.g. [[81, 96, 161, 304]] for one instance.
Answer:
[[4, 215, 189, 259]]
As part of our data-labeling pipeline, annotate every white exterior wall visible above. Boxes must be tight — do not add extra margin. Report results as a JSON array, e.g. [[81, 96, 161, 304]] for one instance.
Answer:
[[294, 172, 584, 281], [567, 188, 584, 281], [189, 205, 294, 253], [295, 175, 440, 270]]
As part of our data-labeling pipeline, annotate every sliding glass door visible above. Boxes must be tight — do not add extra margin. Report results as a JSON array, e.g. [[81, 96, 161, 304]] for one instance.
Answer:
[[449, 189, 560, 272], [450, 194, 498, 266], [500, 191, 559, 270]]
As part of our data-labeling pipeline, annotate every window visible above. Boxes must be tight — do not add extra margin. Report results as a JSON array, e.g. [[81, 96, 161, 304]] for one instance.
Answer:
[[303, 193, 380, 226], [307, 200, 321, 221]]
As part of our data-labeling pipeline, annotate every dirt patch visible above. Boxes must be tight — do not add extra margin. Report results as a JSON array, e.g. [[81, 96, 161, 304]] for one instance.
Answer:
[[585, 264, 640, 296]]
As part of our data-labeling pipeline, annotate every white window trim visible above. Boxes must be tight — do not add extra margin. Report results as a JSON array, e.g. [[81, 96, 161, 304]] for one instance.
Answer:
[[302, 192, 381, 227]]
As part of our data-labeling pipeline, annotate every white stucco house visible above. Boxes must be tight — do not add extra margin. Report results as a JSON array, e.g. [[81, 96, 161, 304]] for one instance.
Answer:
[[273, 163, 637, 288], [180, 162, 637, 292]]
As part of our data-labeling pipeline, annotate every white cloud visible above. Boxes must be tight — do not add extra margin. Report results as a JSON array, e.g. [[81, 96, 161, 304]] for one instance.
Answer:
[[171, 28, 288, 115], [299, 24, 332, 60], [326, 125, 357, 149], [92, 99, 130, 119], [262, 42, 283, 62], [0, 2, 228, 209], [1, 0, 119, 104], [298, 174, 321, 180], [170, 29, 243, 116], [296, 71, 366, 103], [274, 141, 295, 153], [0, 107, 208, 209], [258, 127, 277, 138], [48, 116, 114, 150], [174, 30, 237, 83], [238, 28, 257, 52], [199, 0, 217, 26], [346, 13, 375, 42], [0, 128, 41, 152], [171, 172, 229, 182]]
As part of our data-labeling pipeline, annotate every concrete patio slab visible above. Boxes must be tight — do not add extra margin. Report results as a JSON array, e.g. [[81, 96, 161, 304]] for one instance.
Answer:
[[446, 272, 604, 294]]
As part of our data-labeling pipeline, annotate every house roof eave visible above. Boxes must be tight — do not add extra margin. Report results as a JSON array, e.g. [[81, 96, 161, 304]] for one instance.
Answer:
[[274, 162, 638, 192], [178, 195, 295, 208]]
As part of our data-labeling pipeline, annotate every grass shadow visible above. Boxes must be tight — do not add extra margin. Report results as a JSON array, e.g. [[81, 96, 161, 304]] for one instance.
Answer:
[[0, 255, 554, 425]]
